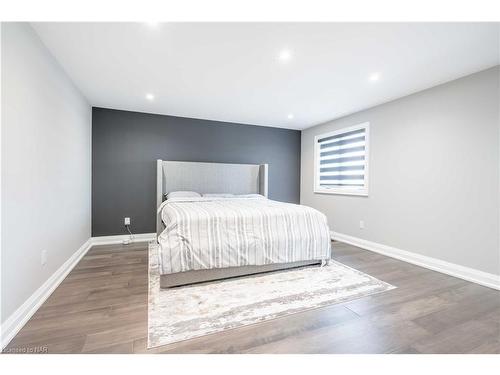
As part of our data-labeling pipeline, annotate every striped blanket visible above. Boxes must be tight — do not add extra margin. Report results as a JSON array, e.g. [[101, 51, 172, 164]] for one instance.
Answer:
[[157, 197, 331, 275]]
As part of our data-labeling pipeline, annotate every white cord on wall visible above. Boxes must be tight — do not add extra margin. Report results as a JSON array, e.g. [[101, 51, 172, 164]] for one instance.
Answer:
[[123, 224, 134, 245]]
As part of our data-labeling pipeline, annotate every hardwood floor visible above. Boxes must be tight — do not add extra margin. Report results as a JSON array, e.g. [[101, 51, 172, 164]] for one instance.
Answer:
[[4, 241, 500, 354]]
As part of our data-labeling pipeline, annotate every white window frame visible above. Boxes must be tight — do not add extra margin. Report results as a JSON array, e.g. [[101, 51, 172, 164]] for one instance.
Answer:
[[314, 122, 370, 196]]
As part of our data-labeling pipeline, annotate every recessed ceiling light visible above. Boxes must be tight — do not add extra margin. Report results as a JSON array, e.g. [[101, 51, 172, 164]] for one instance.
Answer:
[[278, 49, 292, 62], [146, 93, 155, 101], [287, 113, 294, 120], [369, 72, 381, 82]]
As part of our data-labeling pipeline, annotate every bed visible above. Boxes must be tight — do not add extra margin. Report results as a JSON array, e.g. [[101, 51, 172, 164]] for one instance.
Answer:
[[156, 160, 331, 288]]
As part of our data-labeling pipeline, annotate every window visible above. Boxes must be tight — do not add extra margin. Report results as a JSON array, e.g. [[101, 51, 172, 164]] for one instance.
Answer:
[[314, 122, 369, 196]]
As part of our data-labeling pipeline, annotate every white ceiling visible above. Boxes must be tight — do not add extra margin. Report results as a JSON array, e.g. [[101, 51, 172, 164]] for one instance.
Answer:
[[32, 22, 499, 130]]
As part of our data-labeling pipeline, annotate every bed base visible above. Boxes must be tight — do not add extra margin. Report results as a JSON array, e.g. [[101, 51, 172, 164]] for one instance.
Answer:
[[160, 259, 324, 288]]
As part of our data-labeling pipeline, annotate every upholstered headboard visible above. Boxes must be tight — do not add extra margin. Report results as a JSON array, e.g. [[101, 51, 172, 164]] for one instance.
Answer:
[[156, 160, 268, 236]]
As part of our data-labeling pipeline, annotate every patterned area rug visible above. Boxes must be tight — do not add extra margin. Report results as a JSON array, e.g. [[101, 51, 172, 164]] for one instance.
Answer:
[[148, 242, 395, 348]]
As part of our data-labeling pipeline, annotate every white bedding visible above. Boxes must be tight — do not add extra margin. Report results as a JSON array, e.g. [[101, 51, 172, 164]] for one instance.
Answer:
[[157, 196, 331, 275]]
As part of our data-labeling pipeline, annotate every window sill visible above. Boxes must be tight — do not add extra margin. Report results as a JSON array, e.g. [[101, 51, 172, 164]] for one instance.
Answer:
[[314, 189, 369, 197]]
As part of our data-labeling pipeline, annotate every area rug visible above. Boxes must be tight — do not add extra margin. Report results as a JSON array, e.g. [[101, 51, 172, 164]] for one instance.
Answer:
[[148, 242, 395, 348]]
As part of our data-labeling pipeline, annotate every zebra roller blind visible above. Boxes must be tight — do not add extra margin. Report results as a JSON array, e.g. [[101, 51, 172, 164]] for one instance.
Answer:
[[314, 122, 369, 195]]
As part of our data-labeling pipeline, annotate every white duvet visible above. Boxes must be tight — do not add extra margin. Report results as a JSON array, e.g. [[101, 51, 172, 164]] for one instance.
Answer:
[[157, 196, 331, 275]]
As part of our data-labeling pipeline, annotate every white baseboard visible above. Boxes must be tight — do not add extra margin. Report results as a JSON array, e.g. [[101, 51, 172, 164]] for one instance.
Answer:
[[1, 232, 156, 349], [1, 238, 93, 349], [90, 232, 156, 246], [331, 231, 500, 291]]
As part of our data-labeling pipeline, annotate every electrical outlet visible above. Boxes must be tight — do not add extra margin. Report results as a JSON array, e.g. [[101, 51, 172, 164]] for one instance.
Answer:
[[359, 220, 365, 229], [41, 250, 47, 266], [124, 217, 131, 226]]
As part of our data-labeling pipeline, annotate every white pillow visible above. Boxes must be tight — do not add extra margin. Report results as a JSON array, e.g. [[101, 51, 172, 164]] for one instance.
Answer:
[[236, 194, 265, 199], [167, 191, 201, 199], [202, 193, 234, 198]]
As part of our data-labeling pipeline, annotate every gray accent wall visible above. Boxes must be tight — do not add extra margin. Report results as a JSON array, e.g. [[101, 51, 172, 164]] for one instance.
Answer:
[[92, 108, 301, 236], [301, 66, 500, 275]]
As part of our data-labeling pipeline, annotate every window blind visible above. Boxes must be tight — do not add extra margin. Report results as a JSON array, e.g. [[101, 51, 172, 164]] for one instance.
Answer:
[[316, 126, 367, 191]]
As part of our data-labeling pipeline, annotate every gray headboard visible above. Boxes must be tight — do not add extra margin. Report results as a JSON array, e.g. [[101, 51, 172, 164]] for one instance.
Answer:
[[156, 160, 268, 236]]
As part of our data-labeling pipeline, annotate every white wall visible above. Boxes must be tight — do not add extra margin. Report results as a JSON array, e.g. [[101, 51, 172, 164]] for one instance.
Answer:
[[301, 67, 500, 276], [1, 23, 91, 324]]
